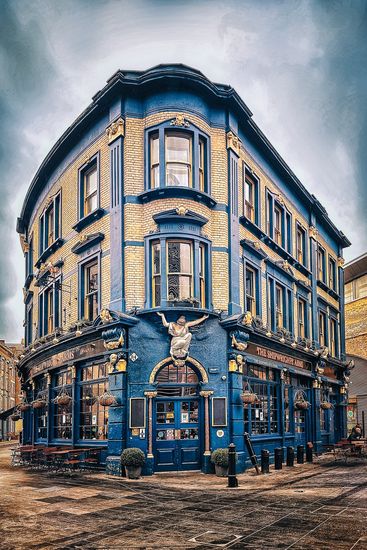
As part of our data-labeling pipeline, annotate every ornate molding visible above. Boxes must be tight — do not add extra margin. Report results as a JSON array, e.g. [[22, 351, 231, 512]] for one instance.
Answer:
[[149, 356, 209, 384], [309, 226, 318, 240], [144, 391, 158, 398], [170, 113, 190, 127], [199, 390, 214, 398], [176, 206, 188, 216], [226, 131, 242, 155], [337, 256, 345, 268], [106, 117, 125, 144]]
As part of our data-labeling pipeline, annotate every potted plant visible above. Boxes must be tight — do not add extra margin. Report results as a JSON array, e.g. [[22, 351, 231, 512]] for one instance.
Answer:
[[53, 388, 72, 406], [211, 448, 232, 477], [10, 410, 21, 422], [320, 401, 333, 410], [18, 399, 31, 412], [32, 397, 47, 409], [121, 448, 146, 479], [240, 382, 258, 405]]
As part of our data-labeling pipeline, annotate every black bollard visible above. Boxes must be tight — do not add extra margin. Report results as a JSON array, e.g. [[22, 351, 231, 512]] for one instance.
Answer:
[[261, 449, 270, 474], [227, 443, 238, 488], [297, 445, 304, 464], [306, 442, 313, 463], [274, 447, 283, 470], [286, 446, 295, 467]]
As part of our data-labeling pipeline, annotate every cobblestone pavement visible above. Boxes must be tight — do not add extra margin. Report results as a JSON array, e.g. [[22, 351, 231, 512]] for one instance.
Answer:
[[0, 447, 367, 549]]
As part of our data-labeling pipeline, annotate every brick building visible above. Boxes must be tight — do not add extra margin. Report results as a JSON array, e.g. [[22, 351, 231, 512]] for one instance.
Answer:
[[345, 253, 367, 434], [16, 64, 350, 474], [0, 341, 22, 440]]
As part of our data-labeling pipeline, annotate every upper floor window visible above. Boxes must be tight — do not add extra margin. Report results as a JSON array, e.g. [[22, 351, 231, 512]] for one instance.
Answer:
[[78, 154, 99, 220], [80, 257, 99, 321], [330, 317, 338, 357], [167, 240, 193, 301], [298, 298, 307, 339], [244, 170, 258, 223], [319, 310, 326, 347], [317, 245, 326, 283], [38, 280, 60, 337], [274, 204, 282, 246], [39, 193, 61, 255], [147, 124, 209, 192], [150, 238, 207, 308], [296, 224, 306, 266], [275, 283, 284, 329], [345, 275, 367, 303], [25, 236, 34, 279], [328, 257, 336, 291], [166, 133, 192, 187], [245, 265, 258, 316]]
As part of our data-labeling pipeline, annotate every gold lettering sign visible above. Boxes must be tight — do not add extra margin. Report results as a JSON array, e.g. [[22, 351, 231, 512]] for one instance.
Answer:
[[246, 343, 311, 370], [28, 340, 106, 379]]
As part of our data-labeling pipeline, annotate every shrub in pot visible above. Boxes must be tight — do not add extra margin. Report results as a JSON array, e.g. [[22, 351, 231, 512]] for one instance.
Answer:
[[211, 448, 230, 477], [121, 448, 146, 479]]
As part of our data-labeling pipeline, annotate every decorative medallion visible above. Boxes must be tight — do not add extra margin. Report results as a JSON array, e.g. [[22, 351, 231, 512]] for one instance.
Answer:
[[170, 113, 190, 127], [106, 117, 125, 144], [129, 352, 138, 362], [100, 308, 113, 324], [176, 206, 188, 216]]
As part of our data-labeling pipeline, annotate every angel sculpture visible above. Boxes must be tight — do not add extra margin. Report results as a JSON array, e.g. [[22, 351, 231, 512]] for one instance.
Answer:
[[157, 312, 208, 362]]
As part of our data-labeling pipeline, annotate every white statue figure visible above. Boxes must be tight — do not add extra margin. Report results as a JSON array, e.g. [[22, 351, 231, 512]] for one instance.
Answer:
[[157, 312, 209, 361]]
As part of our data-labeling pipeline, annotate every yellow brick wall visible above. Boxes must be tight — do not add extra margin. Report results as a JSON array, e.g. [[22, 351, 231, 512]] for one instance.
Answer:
[[345, 297, 367, 360]]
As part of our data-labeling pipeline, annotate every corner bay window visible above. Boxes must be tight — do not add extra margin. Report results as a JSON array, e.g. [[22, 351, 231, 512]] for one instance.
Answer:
[[148, 126, 208, 192], [243, 365, 278, 435], [151, 239, 206, 308]]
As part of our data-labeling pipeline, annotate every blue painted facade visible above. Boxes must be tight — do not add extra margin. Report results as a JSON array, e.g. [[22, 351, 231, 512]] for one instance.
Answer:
[[17, 65, 351, 475]]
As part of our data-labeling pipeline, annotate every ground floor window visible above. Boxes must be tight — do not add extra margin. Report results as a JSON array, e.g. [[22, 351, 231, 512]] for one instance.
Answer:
[[53, 369, 72, 440], [243, 364, 278, 435], [34, 376, 48, 441], [79, 363, 108, 441]]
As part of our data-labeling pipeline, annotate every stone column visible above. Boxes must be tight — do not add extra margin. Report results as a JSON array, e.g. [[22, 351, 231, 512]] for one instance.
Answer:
[[144, 391, 158, 458], [200, 390, 214, 474]]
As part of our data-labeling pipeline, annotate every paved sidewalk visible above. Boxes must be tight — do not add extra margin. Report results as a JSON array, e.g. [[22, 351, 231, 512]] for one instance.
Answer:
[[0, 447, 366, 549]]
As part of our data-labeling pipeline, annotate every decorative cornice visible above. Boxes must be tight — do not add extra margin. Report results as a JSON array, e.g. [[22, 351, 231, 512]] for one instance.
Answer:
[[199, 390, 214, 398], [153, 208, 208, 227], [71, 232, 104, 255], [106, 117, 125, 144], [226, 131, 242, 155]]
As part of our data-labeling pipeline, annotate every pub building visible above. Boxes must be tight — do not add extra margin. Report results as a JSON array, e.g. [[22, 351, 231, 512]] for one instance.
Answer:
[[16, 64, 351, 475]]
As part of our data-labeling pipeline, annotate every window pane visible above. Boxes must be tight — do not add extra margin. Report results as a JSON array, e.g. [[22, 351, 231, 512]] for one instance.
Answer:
[[151, 135, 159, 164], [345, 282, 353, 303], [166, 164, 190, 186], [85, 166, 97, 196], [356, 275, 367, 299], [168, 242, 191, 274], [166, 135, 190, 163]]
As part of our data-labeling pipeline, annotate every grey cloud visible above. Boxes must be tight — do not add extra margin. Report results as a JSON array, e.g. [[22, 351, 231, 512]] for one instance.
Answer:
[[0, 0, 366, 341]]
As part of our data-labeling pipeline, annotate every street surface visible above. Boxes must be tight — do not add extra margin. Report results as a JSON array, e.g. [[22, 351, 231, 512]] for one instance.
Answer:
[[0, 446, 366, 549]]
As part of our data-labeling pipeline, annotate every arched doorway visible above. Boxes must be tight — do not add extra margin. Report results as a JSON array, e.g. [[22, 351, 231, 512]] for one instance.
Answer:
[[152, 359, 204, 471]]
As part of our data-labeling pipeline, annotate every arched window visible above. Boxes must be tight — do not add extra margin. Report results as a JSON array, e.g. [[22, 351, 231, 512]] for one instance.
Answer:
[[155, 362, 199, 397]]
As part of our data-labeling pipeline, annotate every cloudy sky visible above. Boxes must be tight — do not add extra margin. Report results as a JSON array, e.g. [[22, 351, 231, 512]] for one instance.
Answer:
[[0, 0, 366, 341]]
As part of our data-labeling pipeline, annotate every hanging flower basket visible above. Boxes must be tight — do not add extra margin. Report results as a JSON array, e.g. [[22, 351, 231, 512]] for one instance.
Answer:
[[18, 401, 31, 412], [99, 391, 118, 407], [32, 398, 47, 409], [240, 383, 258, 405], [10, 411, 21, 421], [294, 390, 310, 410], [320, 401, 333, 410], [53, 389, 72, 406]]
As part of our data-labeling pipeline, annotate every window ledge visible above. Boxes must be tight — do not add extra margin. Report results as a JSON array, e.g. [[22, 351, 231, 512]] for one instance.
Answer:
[[72, 208, 105, 232], [240, 217, 311, 277], [139, 187, 217, 208], [317, 280, 339, 300], [35, 238, 64, 269]]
